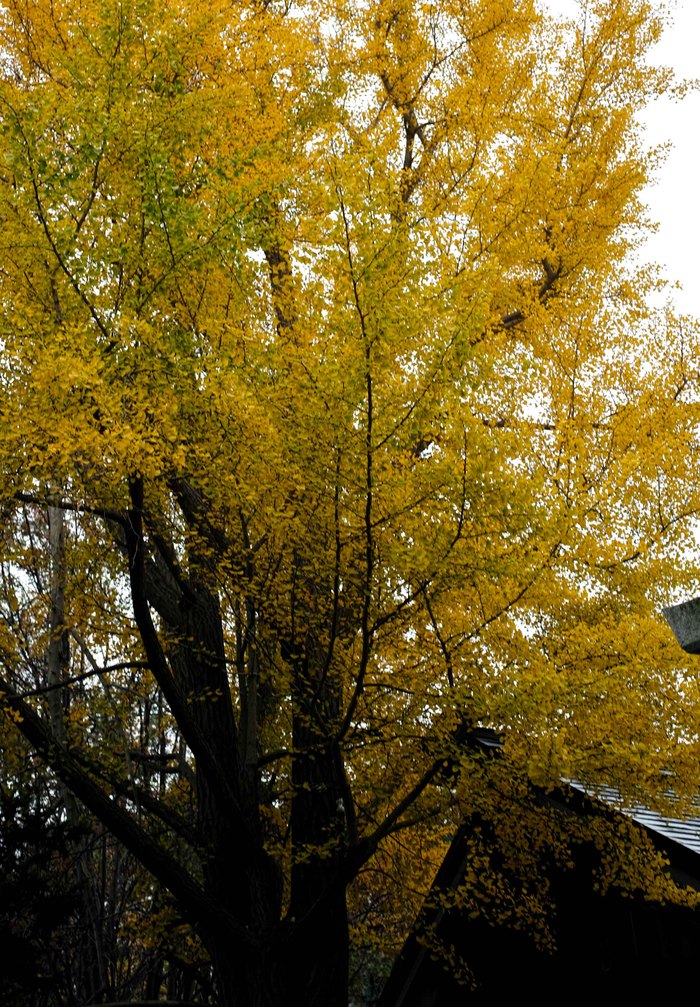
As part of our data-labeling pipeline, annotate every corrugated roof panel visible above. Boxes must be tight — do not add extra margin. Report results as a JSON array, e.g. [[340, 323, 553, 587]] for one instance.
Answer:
[[569, 782, 700, 856]]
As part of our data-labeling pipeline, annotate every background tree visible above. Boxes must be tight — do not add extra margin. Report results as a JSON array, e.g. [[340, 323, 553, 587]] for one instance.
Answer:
[[1, 0, 700, 1004]]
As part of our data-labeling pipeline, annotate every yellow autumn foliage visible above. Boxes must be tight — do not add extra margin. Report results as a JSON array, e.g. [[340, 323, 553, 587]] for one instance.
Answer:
[[0, 0, 699, 1001]]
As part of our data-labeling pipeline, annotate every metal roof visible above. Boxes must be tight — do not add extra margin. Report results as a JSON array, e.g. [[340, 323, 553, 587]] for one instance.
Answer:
[[568, 781, 700, 857], [470, 729, 700, 859]]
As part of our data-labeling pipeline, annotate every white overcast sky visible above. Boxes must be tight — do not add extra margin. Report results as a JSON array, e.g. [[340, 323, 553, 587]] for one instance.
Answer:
[[546, 0, 700, 315]]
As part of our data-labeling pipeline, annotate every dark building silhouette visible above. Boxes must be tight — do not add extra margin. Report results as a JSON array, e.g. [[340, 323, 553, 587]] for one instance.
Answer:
[[379, 754, 700, 1005]]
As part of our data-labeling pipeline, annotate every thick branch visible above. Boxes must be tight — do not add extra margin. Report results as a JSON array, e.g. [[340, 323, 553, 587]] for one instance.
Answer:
[[0, 673, 243, 937], [124, 477, 214, 771]]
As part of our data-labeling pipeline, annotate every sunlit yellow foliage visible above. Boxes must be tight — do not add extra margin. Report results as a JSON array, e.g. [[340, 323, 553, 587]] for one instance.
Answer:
[[0, 0, 699, 1001]]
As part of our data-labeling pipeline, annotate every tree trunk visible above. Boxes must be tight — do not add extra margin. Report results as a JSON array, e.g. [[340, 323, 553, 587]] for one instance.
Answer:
[[286, 645, 350, 1006], [203, 899, 349, 1007], [287, 890, 349, 1007], [48, 504, 112, 1002]]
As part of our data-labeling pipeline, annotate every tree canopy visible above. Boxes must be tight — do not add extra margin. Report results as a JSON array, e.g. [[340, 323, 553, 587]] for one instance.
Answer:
[[1, 0, 700, 1003]]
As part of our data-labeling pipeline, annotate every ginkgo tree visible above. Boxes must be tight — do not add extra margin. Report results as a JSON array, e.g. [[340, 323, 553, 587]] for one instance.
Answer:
[[1, 0, 700, 1004]]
